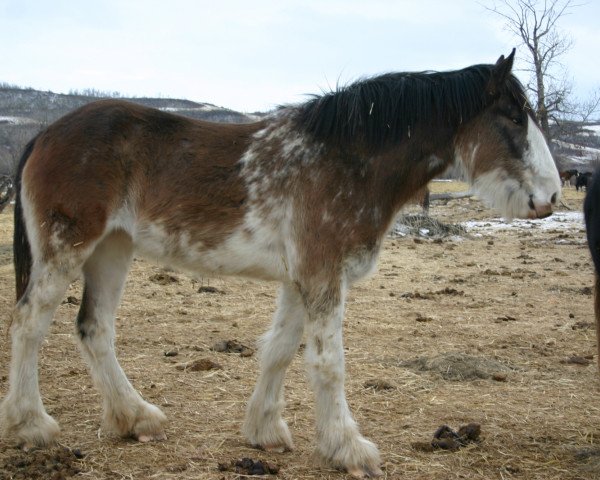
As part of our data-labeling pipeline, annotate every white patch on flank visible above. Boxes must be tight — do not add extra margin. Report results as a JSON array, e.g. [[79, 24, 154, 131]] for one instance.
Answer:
[[134, 222, 173, 260], [204, 200, 291, 280]]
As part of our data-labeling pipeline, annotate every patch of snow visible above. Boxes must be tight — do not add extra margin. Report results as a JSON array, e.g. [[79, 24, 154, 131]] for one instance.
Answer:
[[565, 157, 593, 166], [0, 116, 36, 125], [583, 124, 600, 135], [463, 211, 584, 233], [160, 105, 221, 113], [555, 139, 600, 153], [245, 113, 264, 122]]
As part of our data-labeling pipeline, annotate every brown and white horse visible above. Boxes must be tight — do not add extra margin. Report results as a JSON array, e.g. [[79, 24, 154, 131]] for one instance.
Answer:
[[1, 51, 560, 477]]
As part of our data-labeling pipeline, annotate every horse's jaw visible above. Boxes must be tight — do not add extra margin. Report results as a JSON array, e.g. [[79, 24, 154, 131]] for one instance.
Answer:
[[470, 167, 559, 221], [456, 116, 560, 221]]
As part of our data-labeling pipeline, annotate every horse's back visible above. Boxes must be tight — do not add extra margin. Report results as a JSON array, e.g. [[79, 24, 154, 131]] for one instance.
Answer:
[[20, 100, 264, 262]]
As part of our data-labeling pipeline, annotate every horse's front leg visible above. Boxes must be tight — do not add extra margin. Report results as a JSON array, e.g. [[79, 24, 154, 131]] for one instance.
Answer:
[[303, 284, 382, 478], [243, 283, 306, 451]]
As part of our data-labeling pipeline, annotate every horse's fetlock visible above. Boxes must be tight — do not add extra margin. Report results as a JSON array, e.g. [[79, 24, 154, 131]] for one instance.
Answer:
[[105, 398, 167, 441], [317, 431, 382, 478], [0, 399, 60, 447], [243, 406, 294, 452]]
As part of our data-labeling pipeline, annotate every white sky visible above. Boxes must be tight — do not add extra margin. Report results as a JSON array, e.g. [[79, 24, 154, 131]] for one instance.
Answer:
[[1, 0, 598, 112]]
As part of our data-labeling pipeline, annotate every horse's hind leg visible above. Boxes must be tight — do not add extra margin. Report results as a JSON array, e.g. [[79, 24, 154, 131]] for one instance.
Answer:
[[0, 261, 77, 448], [243, 283, 306, 451], [76, 231, 167, 442]]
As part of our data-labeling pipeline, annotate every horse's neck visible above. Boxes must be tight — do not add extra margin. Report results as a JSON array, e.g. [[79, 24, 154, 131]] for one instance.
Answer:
[[366, 132, 455, 214]]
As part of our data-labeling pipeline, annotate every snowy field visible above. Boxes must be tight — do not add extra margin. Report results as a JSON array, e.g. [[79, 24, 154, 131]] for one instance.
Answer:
[[464, 211, 585, 234]]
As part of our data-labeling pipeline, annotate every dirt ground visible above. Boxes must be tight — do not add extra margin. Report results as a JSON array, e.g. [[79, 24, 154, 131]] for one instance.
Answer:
[[1, 182, 599, 480]]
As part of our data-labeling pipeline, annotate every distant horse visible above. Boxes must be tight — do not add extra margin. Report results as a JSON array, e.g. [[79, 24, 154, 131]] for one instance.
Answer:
[[584, 169, 600, 372], [577, 171, 593, 191], [560, 169, 578, 187], [0, 50, 560, 478], [0, 175, 14, 213]]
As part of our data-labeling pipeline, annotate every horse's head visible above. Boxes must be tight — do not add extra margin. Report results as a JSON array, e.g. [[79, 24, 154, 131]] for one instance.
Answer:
[[456, 50, 561, 220]]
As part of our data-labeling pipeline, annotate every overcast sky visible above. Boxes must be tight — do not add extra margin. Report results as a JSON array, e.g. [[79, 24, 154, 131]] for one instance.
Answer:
[[1, 0, 598, 112]]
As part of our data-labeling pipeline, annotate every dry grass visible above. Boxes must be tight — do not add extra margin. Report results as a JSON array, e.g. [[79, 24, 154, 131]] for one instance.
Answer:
[[0, 184, 599, 479]]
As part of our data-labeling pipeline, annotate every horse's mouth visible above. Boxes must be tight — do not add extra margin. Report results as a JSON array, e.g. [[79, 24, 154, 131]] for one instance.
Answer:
[[527, 195, 554, 219], [536, 210, 553, 219], [527, 206, 553, 219]]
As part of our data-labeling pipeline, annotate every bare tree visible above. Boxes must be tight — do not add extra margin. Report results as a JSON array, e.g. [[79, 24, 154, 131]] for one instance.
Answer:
[[485, 0, 580, 138], [569, 88, 600, 122]]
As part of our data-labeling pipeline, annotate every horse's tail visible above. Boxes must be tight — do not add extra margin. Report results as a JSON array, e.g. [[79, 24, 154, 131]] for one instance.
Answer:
[[13, 136, 38, 302]]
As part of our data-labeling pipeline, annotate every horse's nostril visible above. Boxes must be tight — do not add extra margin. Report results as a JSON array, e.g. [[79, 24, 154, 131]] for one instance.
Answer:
[[550, 192, 557, 204], [528, 195, 535, 210]]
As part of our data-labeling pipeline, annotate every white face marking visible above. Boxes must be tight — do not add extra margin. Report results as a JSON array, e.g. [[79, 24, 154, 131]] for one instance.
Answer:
[[524, 115, 561, 207], [460, 115, 561, 220]]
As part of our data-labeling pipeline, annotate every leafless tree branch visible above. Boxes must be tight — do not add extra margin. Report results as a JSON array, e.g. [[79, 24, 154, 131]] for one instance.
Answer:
[[482, 0, 592, 139]]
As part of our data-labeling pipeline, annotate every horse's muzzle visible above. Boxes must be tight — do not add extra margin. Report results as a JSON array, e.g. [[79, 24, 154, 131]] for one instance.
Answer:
[[527, 193, 557, 219], [527, 202, 554, 219]]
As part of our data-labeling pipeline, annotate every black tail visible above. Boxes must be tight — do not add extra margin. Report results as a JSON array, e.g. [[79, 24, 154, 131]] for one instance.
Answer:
[[13, 136, 38, 302]]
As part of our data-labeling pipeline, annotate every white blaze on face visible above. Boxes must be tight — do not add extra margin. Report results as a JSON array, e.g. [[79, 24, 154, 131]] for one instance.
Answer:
[[470, 114, 561, 220], [524, 114, 561, 209]]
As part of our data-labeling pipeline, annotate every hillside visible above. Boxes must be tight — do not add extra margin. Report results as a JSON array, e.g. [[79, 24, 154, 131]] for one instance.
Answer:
[[0, 85, 265, 175], [551, 122, 600, 170]]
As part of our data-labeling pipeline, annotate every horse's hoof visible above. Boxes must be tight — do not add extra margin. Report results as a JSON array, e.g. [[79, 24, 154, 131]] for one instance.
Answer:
[[347, 465, 383, 478], [137, 432, 167, 443], [21, 443, 40, 452], [262, 443, 292, 453]]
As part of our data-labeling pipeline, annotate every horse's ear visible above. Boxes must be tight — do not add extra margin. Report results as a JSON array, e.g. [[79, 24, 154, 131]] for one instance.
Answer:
[[487, 48, 516, 97]]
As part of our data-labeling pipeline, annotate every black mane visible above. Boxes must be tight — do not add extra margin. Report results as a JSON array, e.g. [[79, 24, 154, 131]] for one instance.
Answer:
[[293, 64, 529, 153]]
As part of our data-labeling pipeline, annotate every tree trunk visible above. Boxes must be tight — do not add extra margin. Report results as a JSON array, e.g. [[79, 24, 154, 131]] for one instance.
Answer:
[[532, 38, 551, 138]]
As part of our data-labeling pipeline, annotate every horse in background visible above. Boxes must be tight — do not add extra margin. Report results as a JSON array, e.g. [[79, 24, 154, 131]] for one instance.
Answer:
[[560, 169, 579, 187], [577, 171, 593, 191], [0, 50, 560, 478]]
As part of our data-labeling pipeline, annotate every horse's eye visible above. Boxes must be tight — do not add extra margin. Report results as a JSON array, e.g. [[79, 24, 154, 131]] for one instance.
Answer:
[[511, 117, 522, 125]]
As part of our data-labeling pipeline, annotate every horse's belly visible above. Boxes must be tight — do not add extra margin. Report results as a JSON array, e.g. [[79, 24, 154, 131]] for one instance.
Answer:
[[133, 222, 287, 281]]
